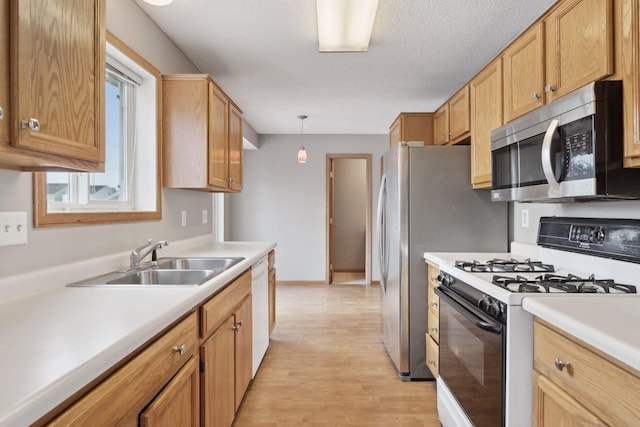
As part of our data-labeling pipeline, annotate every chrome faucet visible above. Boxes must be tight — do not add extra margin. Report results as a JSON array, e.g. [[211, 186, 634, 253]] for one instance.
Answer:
[[130, 239, 168, 269]]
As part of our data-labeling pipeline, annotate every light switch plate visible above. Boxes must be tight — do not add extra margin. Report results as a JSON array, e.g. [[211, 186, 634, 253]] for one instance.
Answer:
[[0, 211, 28, 246]]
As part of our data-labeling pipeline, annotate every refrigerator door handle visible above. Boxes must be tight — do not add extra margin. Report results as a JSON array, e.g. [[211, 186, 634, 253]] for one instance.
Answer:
[[377, 174, 388, 291]]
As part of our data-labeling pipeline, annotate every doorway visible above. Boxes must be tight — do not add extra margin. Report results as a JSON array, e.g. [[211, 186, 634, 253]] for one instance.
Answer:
[[326, 154, 372, 285]]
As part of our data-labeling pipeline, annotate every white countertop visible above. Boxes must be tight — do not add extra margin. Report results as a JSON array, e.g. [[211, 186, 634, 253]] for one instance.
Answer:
[[522, 296, 640, 373], [0, 239, 275, 427]]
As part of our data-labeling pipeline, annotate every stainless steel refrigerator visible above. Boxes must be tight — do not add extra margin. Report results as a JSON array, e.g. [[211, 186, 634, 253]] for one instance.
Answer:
[[376, 143, 508, 380]]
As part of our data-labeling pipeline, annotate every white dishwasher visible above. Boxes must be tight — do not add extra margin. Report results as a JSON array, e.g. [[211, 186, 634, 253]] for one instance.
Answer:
[[251, 256, 269, 377]]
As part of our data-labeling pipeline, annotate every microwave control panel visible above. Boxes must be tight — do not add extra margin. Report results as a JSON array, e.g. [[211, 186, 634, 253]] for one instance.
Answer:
[[563, 118, 594, 180]]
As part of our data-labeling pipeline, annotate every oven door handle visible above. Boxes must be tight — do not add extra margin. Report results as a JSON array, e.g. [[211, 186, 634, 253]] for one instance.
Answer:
[[435, 286, 504, 335]]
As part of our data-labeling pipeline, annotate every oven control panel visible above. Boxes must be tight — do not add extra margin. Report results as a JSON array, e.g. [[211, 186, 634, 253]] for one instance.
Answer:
[[569, 225, 605, 245], [538, 217, 640, 261]]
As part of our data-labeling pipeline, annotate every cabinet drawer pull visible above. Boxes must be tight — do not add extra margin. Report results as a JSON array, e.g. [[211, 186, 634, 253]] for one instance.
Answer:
[[544, 85, 556, 93], [21, 118, 40, 131], [430, 301, 438, 308], [172, 344, 186, 356], [531, 91, 541, 99], [554, 357, 571, 371]]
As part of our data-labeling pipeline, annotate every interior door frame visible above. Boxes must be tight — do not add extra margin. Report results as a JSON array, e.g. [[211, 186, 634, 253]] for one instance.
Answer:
[[326, 154, 372, 285]]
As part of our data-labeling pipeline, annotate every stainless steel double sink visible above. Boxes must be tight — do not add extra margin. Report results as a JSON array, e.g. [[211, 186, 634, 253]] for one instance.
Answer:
[[67, 257, 245, 287]]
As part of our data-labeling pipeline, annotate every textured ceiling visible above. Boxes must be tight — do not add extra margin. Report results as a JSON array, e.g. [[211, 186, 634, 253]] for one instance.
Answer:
[[134, 0, 557, 135]]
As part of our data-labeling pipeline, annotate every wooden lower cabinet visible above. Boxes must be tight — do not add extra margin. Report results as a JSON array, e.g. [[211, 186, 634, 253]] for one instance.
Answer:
[[234, 295, 253, 411], [200, 270, 253, 427], [425, 262, 440, 378], [39, 268, 263, 427], [140, 356, 200, 427], [201, 315, 235, 427], [532, 318, 640, 426], [47, 312, 198, 426]]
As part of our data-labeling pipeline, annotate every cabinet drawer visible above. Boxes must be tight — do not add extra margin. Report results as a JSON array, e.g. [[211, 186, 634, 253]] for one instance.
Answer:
[[533, 320, 640, 426], [427, 264, 439, 313], [426, 334, 439, 378], [49, 312, 198, 426], [428, 309, 439, 343], [200, 269, 251, 339]]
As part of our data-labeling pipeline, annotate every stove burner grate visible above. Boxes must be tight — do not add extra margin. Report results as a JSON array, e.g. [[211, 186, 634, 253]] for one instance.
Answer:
[[455, 258, 555, 273], [491, 273, 637, 294]]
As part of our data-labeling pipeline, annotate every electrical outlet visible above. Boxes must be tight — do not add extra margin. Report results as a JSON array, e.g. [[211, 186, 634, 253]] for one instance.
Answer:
[[202, 210, 208, 224], [181, 210, 187, 227], [521, 208, 530, 228], [0, 211, 28, 246]]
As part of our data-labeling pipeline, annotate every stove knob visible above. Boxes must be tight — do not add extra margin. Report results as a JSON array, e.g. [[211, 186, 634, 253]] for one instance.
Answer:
[[437, 274, 453, 287], [478, 298, 490, 312], [487, 303, 498, 317]]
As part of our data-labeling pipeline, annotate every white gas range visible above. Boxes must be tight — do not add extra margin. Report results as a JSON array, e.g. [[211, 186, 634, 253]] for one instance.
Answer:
[[425, 217, 640, 427]]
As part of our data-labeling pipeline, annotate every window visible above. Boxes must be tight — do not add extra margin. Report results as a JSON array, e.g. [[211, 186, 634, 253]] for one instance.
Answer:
[[34, 32, 162, 226]]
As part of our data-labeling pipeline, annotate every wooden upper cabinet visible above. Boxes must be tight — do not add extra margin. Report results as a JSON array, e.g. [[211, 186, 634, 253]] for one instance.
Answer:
[[470, 59, 503, 189], [388, 113, 433, 147], [433, 104, 449, 145], [619, 0, 640, 167], [163, 74, 243, 192], [448, 85, 470, 143], [503, 24, 545, 122], [209, 83, 230, 189], [228, 102, 243, 191], [0, 0, 8, 154], [544, 0, 614, 102], [0, 0, 105, 171], [432, 85, 470, 146]]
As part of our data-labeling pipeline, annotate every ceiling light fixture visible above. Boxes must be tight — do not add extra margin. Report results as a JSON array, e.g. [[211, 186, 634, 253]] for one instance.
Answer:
[[316, 0, 379, 52], [297, 115, 308, 164], [142, 0, 174, 6]]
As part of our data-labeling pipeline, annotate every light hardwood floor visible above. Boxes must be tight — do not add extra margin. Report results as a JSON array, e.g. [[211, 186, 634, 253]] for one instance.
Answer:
[[332, 272, 366, 285], [234, 284, 440, 426]]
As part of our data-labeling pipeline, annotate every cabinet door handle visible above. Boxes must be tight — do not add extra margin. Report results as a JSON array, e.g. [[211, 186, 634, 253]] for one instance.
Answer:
[[233, 320, 244, 330], [21, 118, 40, 131], [0, 107, 3, 121], [531, 91, 541, 99], [544, 85, 556, 93], [554, 357, 570, 371], [430, 301, 438, 308], [172, 344, 186, 356]]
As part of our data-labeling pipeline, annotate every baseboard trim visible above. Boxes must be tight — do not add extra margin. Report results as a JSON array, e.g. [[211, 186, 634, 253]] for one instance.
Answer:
[[276, 281, 326, 286], [276, 280, 381, 286]]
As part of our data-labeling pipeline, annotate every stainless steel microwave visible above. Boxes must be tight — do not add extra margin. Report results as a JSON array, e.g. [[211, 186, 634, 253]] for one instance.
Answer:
[[491, 81, 640, 202]]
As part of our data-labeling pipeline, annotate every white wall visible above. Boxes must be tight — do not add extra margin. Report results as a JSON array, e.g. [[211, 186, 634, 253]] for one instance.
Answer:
[[333, 158, 367, 271], [227, 134, 388, 281], [0, 0, 214, 279], [512, 201, 640, 245]]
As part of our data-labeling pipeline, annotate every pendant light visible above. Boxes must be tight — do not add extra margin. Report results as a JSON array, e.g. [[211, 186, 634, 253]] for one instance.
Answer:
[[297, 115, 308, 164]]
